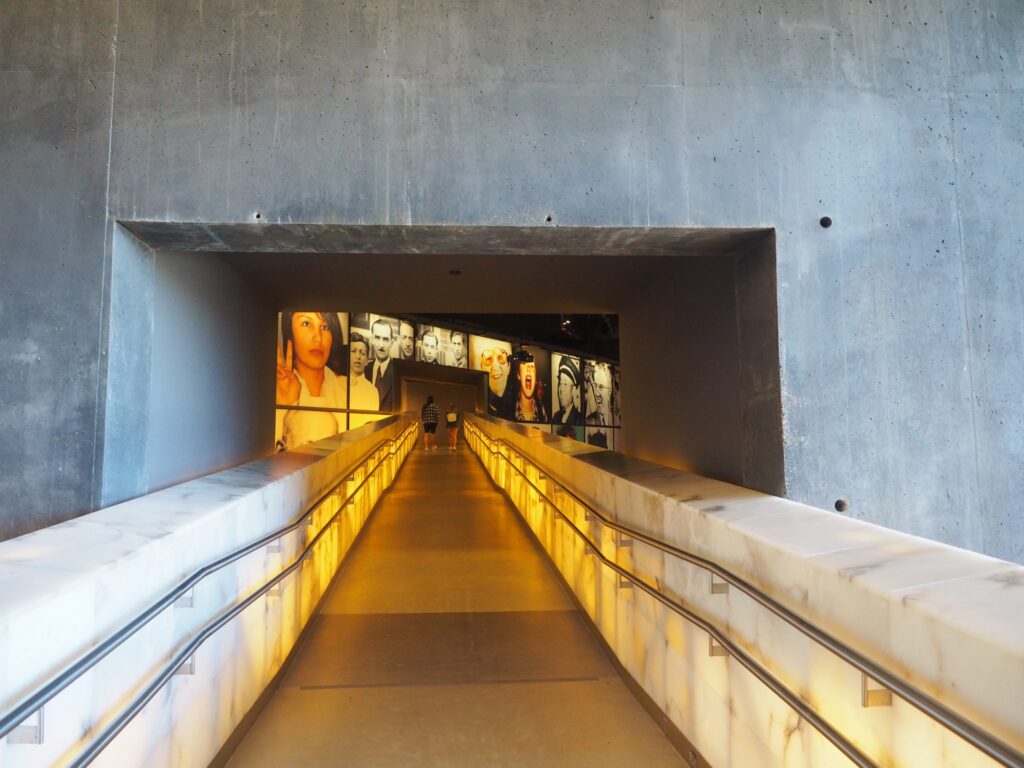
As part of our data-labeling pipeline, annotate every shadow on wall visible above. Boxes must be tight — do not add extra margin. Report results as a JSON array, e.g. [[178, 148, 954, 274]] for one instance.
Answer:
[[618, 232, 783, 496]]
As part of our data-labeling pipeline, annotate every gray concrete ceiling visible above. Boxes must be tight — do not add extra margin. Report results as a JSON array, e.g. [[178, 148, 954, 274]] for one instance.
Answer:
[[125, 222, 772, 313]]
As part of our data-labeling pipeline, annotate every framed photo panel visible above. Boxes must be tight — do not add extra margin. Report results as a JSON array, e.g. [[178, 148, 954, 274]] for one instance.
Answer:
[[470, 335, 513, 419]]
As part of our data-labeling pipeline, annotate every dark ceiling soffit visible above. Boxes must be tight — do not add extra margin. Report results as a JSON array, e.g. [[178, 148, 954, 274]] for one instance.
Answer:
[[117, 221, 772, 257]]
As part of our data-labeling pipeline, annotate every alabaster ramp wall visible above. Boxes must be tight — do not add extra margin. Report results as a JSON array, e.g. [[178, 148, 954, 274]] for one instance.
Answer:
[[467, 415, 1023, 768], [0, 416, 416, 768]]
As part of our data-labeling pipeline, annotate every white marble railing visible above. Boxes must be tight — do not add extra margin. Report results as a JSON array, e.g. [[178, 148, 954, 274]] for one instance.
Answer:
[[0, 415, 418, 768], [465, 415, 1024, 768]]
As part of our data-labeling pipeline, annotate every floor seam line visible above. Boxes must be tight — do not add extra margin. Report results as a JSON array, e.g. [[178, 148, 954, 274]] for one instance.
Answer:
[[294, 675, 609, 691]]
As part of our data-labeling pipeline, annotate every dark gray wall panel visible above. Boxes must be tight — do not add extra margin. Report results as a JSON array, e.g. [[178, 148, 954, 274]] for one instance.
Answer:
[[619, 257, 745, 485], [145, 251, 273, 492], [0, 55, 114, 539], [735, 240, 785, 497]]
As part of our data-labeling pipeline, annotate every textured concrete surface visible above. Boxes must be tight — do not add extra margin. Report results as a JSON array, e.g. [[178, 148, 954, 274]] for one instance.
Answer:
[[122, 222, 768, 256], [0, 0, 116, 538], [0, 0, 1021, 561], [225, 445, 684, 766]]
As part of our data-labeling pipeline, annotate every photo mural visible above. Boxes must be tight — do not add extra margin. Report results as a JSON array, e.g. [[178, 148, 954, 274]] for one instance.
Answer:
[[275, 311, 619, 452]]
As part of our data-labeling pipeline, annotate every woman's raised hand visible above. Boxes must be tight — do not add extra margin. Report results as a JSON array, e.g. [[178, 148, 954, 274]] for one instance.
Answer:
[[276, 340, 301, 405]]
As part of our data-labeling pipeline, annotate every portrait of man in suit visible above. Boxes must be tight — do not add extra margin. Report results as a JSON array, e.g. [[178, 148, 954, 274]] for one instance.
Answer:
[[398, 320, 416, 360], [366, 317, 396, 411], [450, 331, 468, 368], [584, 360, 613, 448], [420, 330, 441, 364]]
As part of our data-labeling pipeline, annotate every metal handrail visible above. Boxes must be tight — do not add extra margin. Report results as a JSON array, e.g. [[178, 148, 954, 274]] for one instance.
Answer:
[[465, 418, 1024, 768], [67, 420, 419, 767], [0, 418, 418, 745]]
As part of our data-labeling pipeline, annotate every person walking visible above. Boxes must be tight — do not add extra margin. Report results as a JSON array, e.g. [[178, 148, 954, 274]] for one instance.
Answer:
[[445, 403, 460, 452], [421, 395, 439, 452]]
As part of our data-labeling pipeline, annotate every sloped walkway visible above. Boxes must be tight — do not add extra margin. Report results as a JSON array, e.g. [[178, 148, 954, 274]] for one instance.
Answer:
[[226, 440, 683, 767]]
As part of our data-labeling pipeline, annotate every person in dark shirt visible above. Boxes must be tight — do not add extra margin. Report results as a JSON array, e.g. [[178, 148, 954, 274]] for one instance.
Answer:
[[421, 395, 439, 452]]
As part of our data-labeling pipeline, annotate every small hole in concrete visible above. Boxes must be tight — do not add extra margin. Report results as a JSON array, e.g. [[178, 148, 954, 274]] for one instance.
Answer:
[[819, 216, 832, 229], [834, 498, 849, 512], [545, 214, 553, 223], [448, 269, 462, 276], [255, 212, 262, 220]]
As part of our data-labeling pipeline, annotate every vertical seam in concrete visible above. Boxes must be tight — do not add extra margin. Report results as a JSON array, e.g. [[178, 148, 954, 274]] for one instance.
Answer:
[[90, 0, 121, 508], [941, 13, 983, 545], [835, 121, 854, 508], [676, 0, 689, 224], [949, 124, 982, 534]]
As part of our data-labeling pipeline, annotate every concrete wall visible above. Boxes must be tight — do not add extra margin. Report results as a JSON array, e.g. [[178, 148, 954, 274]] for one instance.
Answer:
[[145, 251, 272, 492], [1, 0, 1021, 561], [0, 1, 115, 539]]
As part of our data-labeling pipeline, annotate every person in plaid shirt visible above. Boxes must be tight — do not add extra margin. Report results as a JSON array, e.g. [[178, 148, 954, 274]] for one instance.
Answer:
[[421, 396, 440, 452]]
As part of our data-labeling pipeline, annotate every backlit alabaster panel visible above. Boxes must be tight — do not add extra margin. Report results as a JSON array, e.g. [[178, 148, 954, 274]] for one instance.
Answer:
[[466, 415, 1021, 768], [0, 416, 417, 768]]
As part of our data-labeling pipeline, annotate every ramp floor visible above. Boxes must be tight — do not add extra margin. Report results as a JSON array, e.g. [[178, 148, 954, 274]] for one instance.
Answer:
[[226, 440, 684, 767]]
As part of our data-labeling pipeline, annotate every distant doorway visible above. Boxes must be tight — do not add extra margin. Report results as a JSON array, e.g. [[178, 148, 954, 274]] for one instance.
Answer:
[[401, 379, 479, 421]]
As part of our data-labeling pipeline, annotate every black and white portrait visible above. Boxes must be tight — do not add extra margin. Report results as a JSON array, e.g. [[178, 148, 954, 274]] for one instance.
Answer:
[[397, 319, 416, 360], [414, 324, 446, 365], [551, 353, 582, 430], [470, 335, 513, 419], [347, 329, 381, 426], [510, 347, 550, 424], [584, 360, 613, 448], [611, 365, 621, 426], [583, 360, 613, 427], [586, 426, 613, 450], [350, 313, 399, 412], [448, 330, 469, 368]]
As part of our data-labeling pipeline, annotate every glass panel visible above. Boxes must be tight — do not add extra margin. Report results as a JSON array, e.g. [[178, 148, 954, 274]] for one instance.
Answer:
[[585, 426, 612, 450], [276, 407, 347, 451]]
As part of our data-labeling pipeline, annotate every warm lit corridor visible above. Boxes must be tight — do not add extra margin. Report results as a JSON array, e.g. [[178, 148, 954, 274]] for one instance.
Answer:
[[226, 438, 683, 767]]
